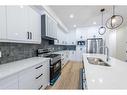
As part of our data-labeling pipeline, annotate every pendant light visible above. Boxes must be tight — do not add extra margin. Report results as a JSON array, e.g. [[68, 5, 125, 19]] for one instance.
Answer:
[[106, 6, 123, 29], [98, 8, 106, 35]]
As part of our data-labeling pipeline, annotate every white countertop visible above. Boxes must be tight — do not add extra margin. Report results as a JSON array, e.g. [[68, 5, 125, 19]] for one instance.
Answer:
[[0, 57, 49, 80], [83, 53, 127, 89]]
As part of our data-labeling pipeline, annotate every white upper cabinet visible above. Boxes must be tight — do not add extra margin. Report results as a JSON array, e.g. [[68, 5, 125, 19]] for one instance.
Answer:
[[54, 26, 63, 45], [46, 15, 52, 38], [6, 6, 28, 41], [0, 6, 6, 40], [0, 6, 41, 44], [27, 7, 41, 43], [55, 26, 76, 45], [41, 14, 57, 39], [52, 20, 57, 39], [67, 32, 76, 45]]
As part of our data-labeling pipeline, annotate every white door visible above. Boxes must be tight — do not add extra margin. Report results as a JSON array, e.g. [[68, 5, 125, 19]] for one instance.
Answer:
[[27, 7, 41, 43], [6, 6, 28, 41], [0, 6, 6, 39]]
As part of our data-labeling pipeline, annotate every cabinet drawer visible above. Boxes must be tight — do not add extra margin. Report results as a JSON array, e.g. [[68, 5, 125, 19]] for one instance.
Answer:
[[34, 63, 44, 77], [0, 74, 18, 89], [18, 60, 49, 89], [35, 73, 45, 89], [35, 61, 48, 70]]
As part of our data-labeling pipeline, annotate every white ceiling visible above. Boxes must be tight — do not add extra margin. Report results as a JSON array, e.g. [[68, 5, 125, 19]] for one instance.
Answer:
[[49, 5, 127, 31]]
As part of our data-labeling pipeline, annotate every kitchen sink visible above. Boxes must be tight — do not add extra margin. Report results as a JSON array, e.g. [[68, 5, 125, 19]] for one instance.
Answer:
[[87, 57, 110, 67]]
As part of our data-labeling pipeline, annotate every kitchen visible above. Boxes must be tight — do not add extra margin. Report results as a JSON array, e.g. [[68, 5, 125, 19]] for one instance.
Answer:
[[0, 5, 127, 90]]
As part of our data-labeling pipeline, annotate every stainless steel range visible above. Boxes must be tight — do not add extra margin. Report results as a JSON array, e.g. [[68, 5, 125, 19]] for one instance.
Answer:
[[37, 49, 61, 86]]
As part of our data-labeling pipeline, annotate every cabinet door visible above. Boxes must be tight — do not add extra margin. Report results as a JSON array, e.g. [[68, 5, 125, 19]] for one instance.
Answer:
[[45, 15, 57, 39], [45, 15, 49, 37], [0, 6, 6, 39], [18, 66, 37, 89], [27, 7, 41, 44], [50, 18, 54, 38], [0, 74, 18, 89], [52, 20, 57, 39], [57, 26, 62, 45], [46, 15, 52, 38], [6, 6, 28, 41], [69, 51, 76, 61], [67, 32, 76, 45], [54, 26, 61, 45], [60, 30, 64, 45]]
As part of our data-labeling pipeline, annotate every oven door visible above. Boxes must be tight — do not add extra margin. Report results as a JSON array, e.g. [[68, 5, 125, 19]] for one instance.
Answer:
[[50, 59, 61, 84]]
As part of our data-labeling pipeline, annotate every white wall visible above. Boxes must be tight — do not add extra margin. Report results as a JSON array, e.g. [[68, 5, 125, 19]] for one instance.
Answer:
[[107, 30, 116, 57], [116, 26, 127, 61]]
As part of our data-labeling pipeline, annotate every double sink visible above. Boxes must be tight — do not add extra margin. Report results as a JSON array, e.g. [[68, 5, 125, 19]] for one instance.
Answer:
[[87, 57, 110, 67]]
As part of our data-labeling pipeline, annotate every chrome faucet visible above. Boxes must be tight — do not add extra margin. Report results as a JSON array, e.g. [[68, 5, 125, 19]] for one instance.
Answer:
[[105, 47, 110, 61], [100, 46, 110, 61]]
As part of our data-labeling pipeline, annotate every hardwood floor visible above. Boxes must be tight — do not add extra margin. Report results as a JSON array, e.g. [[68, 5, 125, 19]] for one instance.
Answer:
[[47, 61, 83, 90]]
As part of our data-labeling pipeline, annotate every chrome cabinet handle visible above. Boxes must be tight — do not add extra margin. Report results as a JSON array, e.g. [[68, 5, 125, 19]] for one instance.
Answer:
[[35, 65, 43, 69], [38, 85, 43, 90], [36, 74, 43, 79]]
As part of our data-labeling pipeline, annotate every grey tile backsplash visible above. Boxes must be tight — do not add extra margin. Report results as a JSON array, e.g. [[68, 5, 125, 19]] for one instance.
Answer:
[[0, 39, 76, 64]]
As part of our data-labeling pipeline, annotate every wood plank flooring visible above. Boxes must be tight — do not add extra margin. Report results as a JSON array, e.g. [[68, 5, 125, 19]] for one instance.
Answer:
[[47, 61, 83, 90]]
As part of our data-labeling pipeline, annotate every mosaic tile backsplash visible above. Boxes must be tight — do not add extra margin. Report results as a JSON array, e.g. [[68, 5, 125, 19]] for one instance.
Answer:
[[0, 39, 76, 64]]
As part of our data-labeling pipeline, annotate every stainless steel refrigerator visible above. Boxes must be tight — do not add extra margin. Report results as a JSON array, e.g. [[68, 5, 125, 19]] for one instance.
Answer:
[[86, 38, 104, 54]]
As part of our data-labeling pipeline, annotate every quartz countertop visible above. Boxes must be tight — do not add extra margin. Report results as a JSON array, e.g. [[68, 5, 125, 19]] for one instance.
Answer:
[[0, 57, 49, 80], [83, 53, 127, 89]]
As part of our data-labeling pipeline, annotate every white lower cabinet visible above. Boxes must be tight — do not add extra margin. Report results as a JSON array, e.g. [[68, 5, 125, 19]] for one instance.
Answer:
[[0, 59, 49, 90], [18, 61, 49, 89], [18, 66, 37, 89], [0, 74, 18, 89], [69, 50, 77, 61]]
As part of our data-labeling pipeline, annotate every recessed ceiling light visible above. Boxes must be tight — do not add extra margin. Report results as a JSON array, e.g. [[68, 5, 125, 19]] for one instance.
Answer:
[[69, 14, 74, 18], [93, 21, 97, 25], [73, 24, 77, 28]]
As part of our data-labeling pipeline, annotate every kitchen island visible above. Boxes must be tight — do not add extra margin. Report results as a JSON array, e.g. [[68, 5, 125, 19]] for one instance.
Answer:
[[83, 53, 127, 89]]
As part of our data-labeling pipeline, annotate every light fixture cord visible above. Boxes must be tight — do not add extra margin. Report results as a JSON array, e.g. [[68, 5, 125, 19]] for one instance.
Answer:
[[113, 5, 115, 15], [101, 10, 103, 27]]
